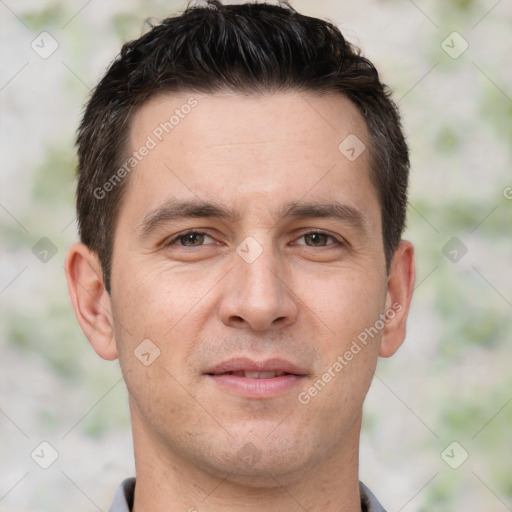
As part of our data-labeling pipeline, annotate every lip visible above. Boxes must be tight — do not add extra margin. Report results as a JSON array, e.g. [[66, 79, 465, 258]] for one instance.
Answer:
[[204, 357, 307, 399], [204, 357, 307, 376]]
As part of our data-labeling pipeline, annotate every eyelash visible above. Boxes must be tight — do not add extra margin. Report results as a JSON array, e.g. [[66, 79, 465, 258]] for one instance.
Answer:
[[164, 229, 343, 248]]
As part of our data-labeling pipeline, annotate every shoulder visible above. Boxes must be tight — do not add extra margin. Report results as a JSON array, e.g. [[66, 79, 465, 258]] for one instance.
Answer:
[[359, 481, 387, 512], [107, 477, 135, 512]]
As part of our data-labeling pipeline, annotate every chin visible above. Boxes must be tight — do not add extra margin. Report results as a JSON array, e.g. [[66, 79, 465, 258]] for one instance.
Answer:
[[193, 432, 323, 488], [209, 455, 311, 489]]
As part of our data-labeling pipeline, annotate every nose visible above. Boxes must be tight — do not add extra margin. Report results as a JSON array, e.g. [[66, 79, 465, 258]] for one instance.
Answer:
[[218, 244, 299, 332]]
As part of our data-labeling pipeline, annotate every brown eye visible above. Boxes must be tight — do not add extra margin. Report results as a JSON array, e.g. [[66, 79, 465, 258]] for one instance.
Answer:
[[179, 232, 206, 246], [166, 231, 215, 247], [304, 233, 329, 246], [296, 231, 339, 247]]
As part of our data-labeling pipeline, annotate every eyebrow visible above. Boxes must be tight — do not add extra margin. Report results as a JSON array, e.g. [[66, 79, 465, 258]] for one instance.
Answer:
[[136, 198, 367, 239]]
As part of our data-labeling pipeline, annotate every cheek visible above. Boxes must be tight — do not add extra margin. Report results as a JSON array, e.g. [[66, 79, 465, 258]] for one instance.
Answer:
[[114, 260, 207, 322], [299, 269, 385, 402], [307, 269, 387, 343], [110, 263, 221, 374], [112, 248, 387, 360]]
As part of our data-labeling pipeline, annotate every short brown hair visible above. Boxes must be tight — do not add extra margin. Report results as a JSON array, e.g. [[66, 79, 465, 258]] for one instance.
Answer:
[[76, 0, 409, 293]]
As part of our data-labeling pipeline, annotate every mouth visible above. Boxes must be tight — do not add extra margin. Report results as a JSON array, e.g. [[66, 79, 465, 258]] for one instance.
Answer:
[[213, 370, 293, 379], [204, 358, 307, 398]]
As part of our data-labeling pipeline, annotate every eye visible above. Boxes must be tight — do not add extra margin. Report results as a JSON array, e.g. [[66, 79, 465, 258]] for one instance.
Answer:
[[164, 230, 341, 249], [166, 230, 216, 247], [295, 231, 340, 247]]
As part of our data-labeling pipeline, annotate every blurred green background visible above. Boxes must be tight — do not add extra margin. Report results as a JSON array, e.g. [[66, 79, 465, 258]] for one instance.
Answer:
[[0, 0, 510, 510]]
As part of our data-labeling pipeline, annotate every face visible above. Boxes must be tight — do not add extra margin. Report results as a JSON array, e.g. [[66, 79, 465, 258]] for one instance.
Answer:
[[80, 91, 413, 485]]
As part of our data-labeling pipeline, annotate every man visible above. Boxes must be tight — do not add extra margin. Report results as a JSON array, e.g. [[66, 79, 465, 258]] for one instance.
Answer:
[[65, 1, 415, 510]]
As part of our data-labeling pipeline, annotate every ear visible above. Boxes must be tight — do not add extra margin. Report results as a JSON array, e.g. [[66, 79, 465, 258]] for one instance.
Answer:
[[64, 242, 118, 361], [379, 240, 415, 358]]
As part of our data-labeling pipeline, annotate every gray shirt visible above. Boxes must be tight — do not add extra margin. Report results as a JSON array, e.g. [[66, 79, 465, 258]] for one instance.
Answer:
[[108, 477, 386, 511]]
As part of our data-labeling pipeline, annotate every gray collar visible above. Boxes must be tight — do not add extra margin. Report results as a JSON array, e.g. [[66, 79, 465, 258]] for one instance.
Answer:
[[108, 477, 386, 511]]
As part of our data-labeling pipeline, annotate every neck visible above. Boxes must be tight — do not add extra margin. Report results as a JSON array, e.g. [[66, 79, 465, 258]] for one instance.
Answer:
[[130, 411, 363, 512]]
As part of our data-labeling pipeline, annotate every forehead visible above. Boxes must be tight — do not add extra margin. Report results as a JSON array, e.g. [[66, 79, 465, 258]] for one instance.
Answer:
[[131, 90, 369, 153], [121, 90, 379, 231]]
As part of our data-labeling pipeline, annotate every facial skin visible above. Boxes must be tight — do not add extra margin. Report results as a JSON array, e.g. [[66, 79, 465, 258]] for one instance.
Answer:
[[65, 91, 415, 512]]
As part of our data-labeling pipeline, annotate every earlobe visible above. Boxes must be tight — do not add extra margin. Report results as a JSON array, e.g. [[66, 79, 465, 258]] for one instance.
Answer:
[[64, 242, 118, 361], [379, 240, 415, 358]]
